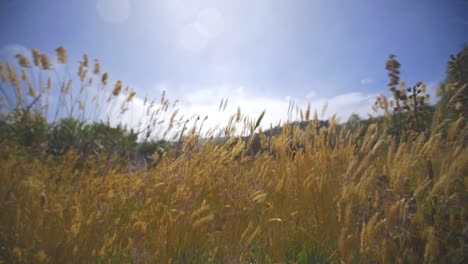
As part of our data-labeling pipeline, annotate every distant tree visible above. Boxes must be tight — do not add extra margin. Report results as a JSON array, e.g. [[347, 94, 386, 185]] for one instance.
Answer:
[[347, 113, 361, 131], [0, 108, 47, 155], [447, 45, 468, 84], [46, 118, 139, 171], [88, 122, 138, 156], [442, 45, 468, 118], [47, 118, 89, 155]]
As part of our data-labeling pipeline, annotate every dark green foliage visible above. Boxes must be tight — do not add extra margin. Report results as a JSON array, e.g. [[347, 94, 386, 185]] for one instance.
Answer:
[[424, 45, 468, 137], [47, 118, 88, 155], [87, 122, 138, 157], [445, 45, 468, 118], [0, 111, 48, 157], [136, 139, 172, 166], [447, 44, 468, 84], [47, 119, 137, 158], [0, 113, 163, 170]]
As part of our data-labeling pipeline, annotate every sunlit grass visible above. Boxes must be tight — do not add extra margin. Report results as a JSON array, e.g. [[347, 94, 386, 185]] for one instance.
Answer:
[[0, 47, 466, 263]]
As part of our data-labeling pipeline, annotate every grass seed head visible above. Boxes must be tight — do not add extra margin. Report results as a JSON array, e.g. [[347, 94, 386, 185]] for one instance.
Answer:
[[55, 46, 68, 64], [40, 53, 51, 70], [15, 53, 31, 68]]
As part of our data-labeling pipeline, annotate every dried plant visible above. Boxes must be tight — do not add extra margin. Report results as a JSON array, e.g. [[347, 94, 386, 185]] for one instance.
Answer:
[[405, 81, 430, 132], [374, 55, 431, 136], [0, 47, 466, 263]]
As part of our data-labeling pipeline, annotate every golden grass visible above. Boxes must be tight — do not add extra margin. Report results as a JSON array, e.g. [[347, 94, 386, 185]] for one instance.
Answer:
[[0, 47, 467, 263]]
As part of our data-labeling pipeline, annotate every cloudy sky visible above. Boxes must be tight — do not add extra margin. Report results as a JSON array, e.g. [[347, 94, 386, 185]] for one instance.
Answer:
[[0, 0, 467, 133]]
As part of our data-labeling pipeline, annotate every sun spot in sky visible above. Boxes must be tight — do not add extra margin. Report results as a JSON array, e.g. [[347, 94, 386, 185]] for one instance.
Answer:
[[196, 8, 225, 39], [97, 0, 131, 24], [179, 23, 209, 52], [179, 7, 225, 52]]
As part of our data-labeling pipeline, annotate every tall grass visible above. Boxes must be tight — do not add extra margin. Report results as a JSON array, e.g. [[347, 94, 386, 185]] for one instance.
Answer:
[[0, 47, 466, 263]]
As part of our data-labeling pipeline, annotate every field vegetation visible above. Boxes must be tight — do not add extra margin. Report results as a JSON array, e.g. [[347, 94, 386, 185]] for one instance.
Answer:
[[0, 46, 466, 263]]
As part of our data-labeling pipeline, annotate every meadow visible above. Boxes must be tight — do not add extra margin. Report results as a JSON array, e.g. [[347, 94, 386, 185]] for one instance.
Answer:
[[0, 47, 466, 263]]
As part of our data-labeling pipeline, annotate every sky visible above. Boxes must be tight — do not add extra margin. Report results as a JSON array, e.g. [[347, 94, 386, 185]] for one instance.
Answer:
[[0, 0, 467, 135]]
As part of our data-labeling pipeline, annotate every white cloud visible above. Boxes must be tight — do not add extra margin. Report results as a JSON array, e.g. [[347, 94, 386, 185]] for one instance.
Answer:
[[424, 81, 441, 105], [123, 80, 443, 140], [153, 83, 378, 136], [306, 90, 317, 99], [360, 78, 373, 85], [19, 78, 377, 140]]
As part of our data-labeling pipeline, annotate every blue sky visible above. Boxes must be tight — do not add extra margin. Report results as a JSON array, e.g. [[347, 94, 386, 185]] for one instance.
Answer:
[[0, 0, 467, 131]]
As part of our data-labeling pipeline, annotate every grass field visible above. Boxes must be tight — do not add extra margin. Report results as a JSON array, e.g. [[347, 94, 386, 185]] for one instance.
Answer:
[[0, 47, 466, 263]]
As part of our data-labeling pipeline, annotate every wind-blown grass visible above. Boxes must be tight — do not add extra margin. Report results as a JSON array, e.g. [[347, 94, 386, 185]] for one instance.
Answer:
[[0, 47, 466, 263]]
